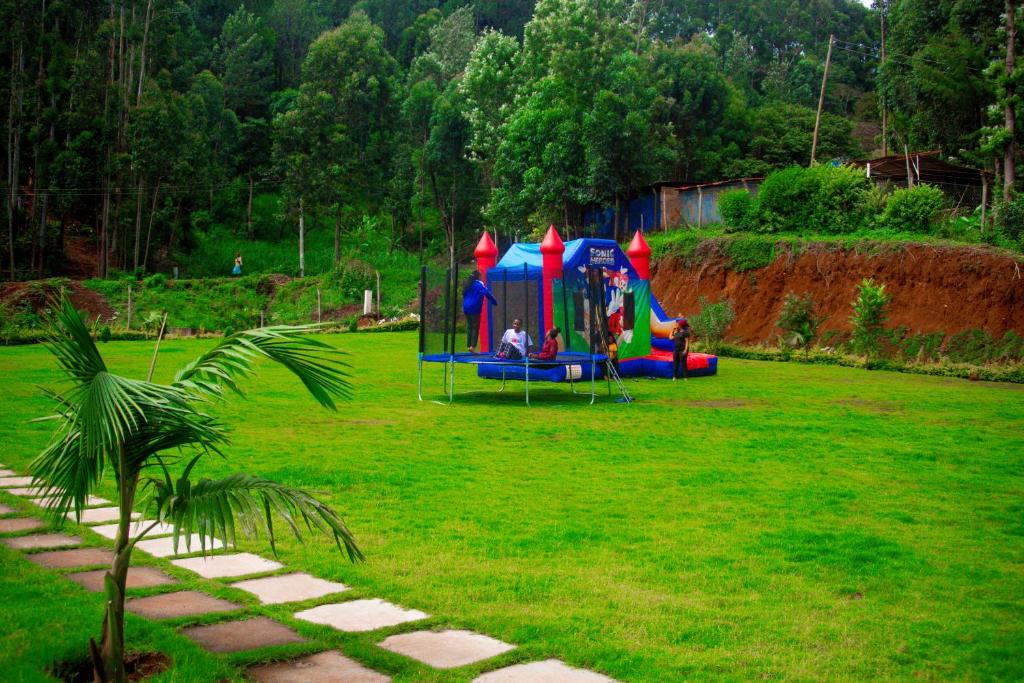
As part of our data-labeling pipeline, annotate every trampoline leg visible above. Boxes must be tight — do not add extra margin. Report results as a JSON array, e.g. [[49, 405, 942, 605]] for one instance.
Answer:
[[417, 356, 423, 401], [590, 359, 596, 405], [498, 369, 506, 393], [448, 360, 455, 404], [606, 370, 611, 396], [525, 362, 530, 407]]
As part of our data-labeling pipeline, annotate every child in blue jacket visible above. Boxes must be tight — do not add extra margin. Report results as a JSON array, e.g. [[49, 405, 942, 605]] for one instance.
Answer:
[[462, 270, 498, 353]]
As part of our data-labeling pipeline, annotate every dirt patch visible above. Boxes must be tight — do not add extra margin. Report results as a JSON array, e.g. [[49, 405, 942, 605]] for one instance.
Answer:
[[53, 651, 170, 682], [0, 280, 114, 323], [686, 400, 752, 408], [833, 398, 902, 414], [652, 243, 1024, 344]]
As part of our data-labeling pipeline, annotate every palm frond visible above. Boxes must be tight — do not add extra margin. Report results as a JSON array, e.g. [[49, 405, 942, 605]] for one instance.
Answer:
[[174, 326, 351, 409], [44, 297, 107, 386], [141, 472, 362, 561]]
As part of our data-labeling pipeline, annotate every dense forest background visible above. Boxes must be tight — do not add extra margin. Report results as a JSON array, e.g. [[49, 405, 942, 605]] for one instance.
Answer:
[[0, 0, 1015, 279]]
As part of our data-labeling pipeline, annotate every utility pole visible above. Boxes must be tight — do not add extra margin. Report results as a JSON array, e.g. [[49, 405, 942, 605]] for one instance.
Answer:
[[811, 35, 835, 165], [880, 1, 888, 156], [1005, 0, 1017, 202]]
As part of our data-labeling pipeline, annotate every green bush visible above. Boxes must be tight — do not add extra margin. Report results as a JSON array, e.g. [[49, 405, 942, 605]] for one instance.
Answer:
[[999, 195, 1024, 243], [776, 292, 825, 353], [849, 278, 890, 358], [718, 189, 755, 232], [753, 164, 871, 234], [690, 296, 736, 354], [143, 272, 167, 289], [880, 184, 946, 233]]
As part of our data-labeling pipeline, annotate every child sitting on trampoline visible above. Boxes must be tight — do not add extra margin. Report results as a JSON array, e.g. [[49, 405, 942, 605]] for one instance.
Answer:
[[496, 318, 534, 360], [529, 328, 561, 362]]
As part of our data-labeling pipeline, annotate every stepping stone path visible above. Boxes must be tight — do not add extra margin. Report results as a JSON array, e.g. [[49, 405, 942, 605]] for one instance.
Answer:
[[27, 547, 114, 568], [127, 590, 239, 619], [295, 598, 428, 633], [248, 650, 391, 683], [68, 566, 176, 592], [0, 517, 46, 533], [0, 476, 37, 487], [473, 659, 620, 682], [171, 552, 282, 578], [2, 487, 46, 496], [68, 507, 139, 525], [2, 533, 81, 550], [135, 533, 226, 558], [89, 520, 174, 540], [379, 629, 515, 669], [0, 465, 618, 683], [33, 494, 109, 507], [182, 616, 306, 653], [231, 572, 349, 604]]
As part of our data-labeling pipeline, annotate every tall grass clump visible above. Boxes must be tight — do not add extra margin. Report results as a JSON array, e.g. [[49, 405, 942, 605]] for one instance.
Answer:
[[690, 296, 736, 354]]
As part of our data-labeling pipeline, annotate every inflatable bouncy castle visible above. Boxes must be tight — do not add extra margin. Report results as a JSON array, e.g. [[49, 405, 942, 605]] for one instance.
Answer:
[[472, 227, 717, 380]]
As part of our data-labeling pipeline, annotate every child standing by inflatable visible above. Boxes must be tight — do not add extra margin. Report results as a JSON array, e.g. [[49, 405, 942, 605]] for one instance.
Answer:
[[672, 318, 690, 381]]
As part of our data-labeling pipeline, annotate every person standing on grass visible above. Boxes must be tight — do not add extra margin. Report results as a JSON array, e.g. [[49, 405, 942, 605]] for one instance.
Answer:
[[232, 252, 243, 276], [672, 317, 690, 381], [462, 270, 497, 353]]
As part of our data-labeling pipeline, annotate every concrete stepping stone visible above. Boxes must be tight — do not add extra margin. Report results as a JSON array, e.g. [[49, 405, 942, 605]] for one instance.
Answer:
[[2, 532, 81, 550], [0, 476, 37, 488], [67, 507, 139, 525], [473, 659, 620, 682], [0, 517, 46, 533], [68, 566, 176, 592], [0, 503, 15, 514], [126, 590, 239, 619], [0, 469, 16, 476], [34, 494, 109, 507], [231, 572, 349, 605], [295, 598, 428, 633], [89, 520, 174, 540], [182, 616, 306, 653], [2, 487, 45, 497], [27, 547, 114, 568], [248, 650, 391, 683], [135, 534, 226, 558], [379, 629, 515, 669], [171, 552, 282, 578]]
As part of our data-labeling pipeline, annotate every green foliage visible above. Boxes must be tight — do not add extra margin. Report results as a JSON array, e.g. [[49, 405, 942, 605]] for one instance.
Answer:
[[755, 165, 871, 234], [690, 296, 736, 354], [142, 273, 166, 289], [718, 189, 756, 232], [777, 293, 826, 353], [880, 185, 947, 233], [999, 196, 1024, 244], [850, 278, 891, 358]]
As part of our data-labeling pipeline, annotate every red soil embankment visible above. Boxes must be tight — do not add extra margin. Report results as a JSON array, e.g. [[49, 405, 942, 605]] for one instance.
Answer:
[[0, 280, 114, 322], [651, 243, 1024, 344]]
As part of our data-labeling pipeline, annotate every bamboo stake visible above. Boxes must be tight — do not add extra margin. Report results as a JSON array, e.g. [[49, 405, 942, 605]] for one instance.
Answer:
[[146, 311, 168, 382]]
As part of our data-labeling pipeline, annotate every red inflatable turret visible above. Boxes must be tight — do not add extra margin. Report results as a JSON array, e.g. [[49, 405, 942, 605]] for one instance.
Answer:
[[626, 230, 651, 280], [473, 231, 499, 351], [540, 225, 565, 339]]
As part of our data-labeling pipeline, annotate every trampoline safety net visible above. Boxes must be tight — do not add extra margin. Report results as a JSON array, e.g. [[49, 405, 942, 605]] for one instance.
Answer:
[[419, 265, 459, 358]]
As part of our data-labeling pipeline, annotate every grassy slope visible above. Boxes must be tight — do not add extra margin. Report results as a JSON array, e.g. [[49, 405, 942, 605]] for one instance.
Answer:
[[0, 334, 1022, 682]]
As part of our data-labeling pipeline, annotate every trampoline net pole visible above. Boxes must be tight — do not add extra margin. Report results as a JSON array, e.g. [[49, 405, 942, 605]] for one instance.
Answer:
[[451, 263, 460, 357], [524, 262, 530, 348], [561, 276, 570, 351], [418, 265, 427, 354]]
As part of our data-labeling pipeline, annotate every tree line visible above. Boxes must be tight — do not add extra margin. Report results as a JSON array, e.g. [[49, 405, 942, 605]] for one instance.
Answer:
[[0, 0, 1015, 279]]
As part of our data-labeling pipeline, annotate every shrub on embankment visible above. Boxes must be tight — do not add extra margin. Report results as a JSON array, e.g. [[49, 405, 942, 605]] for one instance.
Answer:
[[716, 164, 1023, 250]]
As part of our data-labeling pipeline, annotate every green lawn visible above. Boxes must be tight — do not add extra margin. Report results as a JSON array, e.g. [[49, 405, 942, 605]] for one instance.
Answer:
[[1, 333, 1022, 682]]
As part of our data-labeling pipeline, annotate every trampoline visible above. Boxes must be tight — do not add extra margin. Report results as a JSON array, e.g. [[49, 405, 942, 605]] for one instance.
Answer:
[[417, 262, 628, 406], [419, 351, 610, 406]]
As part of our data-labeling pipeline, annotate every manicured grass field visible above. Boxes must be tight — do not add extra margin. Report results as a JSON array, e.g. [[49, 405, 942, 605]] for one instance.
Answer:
[[1, 332, 1022, 682]]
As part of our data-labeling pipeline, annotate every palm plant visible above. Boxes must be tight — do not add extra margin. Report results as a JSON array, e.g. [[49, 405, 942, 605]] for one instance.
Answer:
[[30, 298, 362, 683]]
